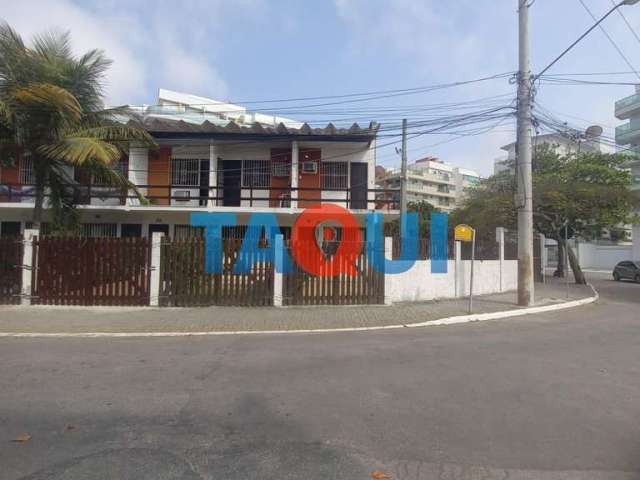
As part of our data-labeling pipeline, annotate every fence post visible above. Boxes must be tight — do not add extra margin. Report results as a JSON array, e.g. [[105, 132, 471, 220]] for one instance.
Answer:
[[496, 227, 505, 292], [149, 232, 163, 307], [384, 236, 393, 305], [273, 234, 284, 307], [455, 240, 463, 298], [21, 229, 38, 306]]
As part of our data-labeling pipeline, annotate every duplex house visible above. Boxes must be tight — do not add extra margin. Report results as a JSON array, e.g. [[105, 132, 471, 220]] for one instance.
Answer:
[[0, 89, 394, 239]]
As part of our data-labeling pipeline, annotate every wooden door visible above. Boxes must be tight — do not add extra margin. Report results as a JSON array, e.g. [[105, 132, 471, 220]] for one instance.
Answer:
[[298, 149, 321, 208]]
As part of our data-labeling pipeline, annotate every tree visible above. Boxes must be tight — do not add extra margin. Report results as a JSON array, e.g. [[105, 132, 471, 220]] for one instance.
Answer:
[[0, 22, 153, 231], [453, 147, 637, 284], [385, 200, 440, 238]]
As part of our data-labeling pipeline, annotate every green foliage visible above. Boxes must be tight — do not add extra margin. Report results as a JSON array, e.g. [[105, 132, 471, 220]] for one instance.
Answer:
[[452, 146, 638, 283], [0, 21, 155, 228], [385, 200, 440, 238]]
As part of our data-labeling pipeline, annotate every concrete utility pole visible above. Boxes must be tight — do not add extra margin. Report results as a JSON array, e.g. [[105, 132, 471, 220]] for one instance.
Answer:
[[400, 118, 408, 217], [516, 0, 535, 306]]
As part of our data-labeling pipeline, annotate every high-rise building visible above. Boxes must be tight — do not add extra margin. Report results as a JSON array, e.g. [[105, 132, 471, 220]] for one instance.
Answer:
[[376, 157, 480, 213]]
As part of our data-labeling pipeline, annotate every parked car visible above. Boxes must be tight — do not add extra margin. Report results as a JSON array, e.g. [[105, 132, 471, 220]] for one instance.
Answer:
[[613, 261, 640, 283]]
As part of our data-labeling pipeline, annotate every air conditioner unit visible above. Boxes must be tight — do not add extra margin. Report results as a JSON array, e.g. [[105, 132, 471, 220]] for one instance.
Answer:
[[302, 161, 318, 174], [174, 190, 191, 202]]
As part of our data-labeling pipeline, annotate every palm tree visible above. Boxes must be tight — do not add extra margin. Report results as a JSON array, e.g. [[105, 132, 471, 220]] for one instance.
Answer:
[[0, 22, 153, 230]]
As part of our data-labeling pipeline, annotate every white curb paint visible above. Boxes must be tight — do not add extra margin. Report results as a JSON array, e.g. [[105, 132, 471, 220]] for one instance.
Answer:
[[0, 285, 599, 339]]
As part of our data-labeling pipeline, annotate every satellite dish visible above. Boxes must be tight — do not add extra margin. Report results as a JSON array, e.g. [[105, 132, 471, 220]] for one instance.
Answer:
[[585, 125, 603, 138]]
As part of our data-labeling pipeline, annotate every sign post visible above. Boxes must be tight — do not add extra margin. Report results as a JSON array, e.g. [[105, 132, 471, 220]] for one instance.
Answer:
[[455, 224, 476, 314]]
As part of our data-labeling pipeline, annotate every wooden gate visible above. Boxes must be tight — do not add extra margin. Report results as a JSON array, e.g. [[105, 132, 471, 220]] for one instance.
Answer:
[[160, 238, 273, 307], [0, 237, 23, 305], [283, 241, 384, 306], [32, 237, 151, 306]]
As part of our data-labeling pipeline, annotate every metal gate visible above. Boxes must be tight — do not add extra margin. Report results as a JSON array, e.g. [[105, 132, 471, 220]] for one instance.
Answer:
[[0, 237, 23, 305], [32, 237, 151, 306], [283, 241, 385, 306], [160, 238, 273, 307]]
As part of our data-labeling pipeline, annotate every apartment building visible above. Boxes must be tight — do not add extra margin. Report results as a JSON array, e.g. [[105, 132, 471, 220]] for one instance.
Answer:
[[0, 89, 392, 238], [494, 132, 602, 174], [377, 157, 480, 212], [614, 86, 640, 259]]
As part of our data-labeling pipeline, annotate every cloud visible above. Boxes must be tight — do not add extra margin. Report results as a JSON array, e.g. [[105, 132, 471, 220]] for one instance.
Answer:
[[0, 0, 265, 105]]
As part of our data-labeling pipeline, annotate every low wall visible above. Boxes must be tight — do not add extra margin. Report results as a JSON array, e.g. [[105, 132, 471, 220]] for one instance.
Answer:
[[576, 243, 633, 270], [386, 259, 518, 303]]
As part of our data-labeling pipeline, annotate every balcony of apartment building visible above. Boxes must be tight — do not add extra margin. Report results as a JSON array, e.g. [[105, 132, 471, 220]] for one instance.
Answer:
[[615, 121, 640, 146], [615, 90, 640, 120]]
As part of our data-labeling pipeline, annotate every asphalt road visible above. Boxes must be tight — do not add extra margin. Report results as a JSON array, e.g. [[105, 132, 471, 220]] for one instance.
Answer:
[[1, 273, 639, 480]]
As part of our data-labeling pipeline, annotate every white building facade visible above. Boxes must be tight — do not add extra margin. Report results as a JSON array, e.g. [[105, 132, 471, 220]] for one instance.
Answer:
[[378, 157, 481, 213], [615, 86, 640, 261]]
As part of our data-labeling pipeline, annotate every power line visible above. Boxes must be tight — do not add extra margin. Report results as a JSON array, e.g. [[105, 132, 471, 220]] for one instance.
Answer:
[[611, 0, 640, 46], [576, 0, 640, 82]]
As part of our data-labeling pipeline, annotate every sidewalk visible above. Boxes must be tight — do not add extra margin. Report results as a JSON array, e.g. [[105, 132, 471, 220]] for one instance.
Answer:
[[0, 278, 594, 334]]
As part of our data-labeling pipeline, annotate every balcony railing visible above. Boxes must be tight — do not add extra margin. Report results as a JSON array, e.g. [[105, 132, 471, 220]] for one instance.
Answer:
[[615, 93, 640, 119], [0, 183, 401, 211], [615, 123, 640, 145]]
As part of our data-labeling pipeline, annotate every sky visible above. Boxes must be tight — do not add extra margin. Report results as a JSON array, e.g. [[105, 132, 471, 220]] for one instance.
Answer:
[[3, 0, 640, 176]]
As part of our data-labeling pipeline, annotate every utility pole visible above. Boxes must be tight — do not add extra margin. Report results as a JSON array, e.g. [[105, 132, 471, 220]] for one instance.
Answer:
[[516, 0, 535, 306], [400, 118, 408, 217]]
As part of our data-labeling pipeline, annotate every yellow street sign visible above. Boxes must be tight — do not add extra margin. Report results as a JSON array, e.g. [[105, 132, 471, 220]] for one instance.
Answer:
[[455, 224, 474, 243]]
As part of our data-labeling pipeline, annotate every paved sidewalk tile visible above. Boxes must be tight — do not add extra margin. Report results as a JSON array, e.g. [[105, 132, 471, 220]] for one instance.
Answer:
[[0, 278, 594, 334]]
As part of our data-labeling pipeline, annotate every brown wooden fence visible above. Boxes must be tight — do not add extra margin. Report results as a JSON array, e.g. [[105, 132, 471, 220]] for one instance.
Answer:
[[0, 237, 23, 305], [283, 241, 384, 306], [160, 238, 273, 307], [32, 237, 151, 306]]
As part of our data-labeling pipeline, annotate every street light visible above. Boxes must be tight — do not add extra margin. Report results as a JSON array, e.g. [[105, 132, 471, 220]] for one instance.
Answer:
[[516, 0, 638, 307]]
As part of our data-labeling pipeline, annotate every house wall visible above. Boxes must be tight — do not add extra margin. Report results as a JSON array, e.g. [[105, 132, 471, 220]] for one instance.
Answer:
[[148, 147, 171, 206]]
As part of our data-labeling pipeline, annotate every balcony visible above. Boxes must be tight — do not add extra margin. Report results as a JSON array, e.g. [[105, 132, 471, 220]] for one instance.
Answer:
[[615, 93, 640, 120], [615, 123, 640, 145], [0, 182, 401, 212]]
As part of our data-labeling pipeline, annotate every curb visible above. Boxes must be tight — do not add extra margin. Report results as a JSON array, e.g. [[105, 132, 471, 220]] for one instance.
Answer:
[[0, 285, 599, 339]]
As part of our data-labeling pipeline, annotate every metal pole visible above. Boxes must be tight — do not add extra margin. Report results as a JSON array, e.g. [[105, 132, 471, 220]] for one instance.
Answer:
[[517, 0, 535, 306], [565, 223, 570, 299], [469, 229, 476, 314], [400, 119, 408, 217]]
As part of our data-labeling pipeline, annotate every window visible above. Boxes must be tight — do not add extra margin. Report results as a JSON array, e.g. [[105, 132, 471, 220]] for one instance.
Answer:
[[272, 161, 291, 177], [171, 158, 200, 187], [93, 159, 129, 186], [19, 153, 35, 185], [321, 162, 348, 189], [81, 223, 117, 238], [174, 225, 204, 239], [242, 160, 270, 188]]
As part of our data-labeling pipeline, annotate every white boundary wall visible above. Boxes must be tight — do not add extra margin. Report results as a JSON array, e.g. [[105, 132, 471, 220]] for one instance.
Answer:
[[385, 260, 518, 304], [576, 242, 633, 270]]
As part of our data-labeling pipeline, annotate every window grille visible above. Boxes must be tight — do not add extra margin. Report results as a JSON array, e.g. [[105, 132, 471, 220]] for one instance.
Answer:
[[171, 158, 200, 187], [321, 162, 348, 189], [92, 160, 128, 187], [81, 223, 118, 237], [174, 225, 204, 239], [19, 154, 35, 185], [242, 160, 270, 188], [272, 160, 291, 177]]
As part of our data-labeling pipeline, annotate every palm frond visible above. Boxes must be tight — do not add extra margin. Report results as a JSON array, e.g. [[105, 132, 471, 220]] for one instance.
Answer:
[[13, 83, 82, 123], [31, 29, 73, 63], [37, 137, 120, 166], [69, 125, 155, 144]]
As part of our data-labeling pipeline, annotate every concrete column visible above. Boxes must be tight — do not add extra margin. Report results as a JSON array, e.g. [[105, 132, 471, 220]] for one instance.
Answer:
[[384, 237, 393, 305], [633, 224, 640, 261], [290, 141, 299, 209], [455, 240, 463, 298], [21, 229, 38, 306], [128, 147, 149, 205], [496, 227, 505, 292], [273, 234, 284, 307], [209, 142, 218, 207], [149, 232, 163, 307]]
